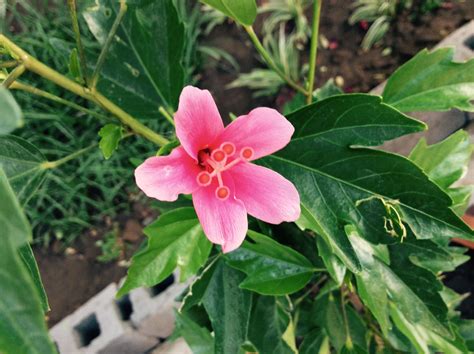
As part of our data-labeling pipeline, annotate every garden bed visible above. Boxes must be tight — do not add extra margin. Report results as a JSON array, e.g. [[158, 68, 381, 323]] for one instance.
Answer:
[[35, 0, 474, 327]]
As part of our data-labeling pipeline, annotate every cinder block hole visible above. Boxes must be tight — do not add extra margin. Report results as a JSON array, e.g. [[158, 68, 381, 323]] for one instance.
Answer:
[[74, 313, 101, 347], [150, 274, 175, 297], [116, 294, 134, 321], [464, 35, 474, 50]]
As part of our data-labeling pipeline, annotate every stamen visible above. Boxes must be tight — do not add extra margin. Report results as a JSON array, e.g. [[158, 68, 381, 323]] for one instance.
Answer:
[[216, 186, 230, 200], [197, 171, 212, 186], [240, 147, 254, 160], [211, 149, 226, 163], [221, 142, 236, 156]]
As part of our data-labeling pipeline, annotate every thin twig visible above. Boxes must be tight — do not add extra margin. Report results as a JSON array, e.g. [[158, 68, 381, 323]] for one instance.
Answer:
[[10, 80, 111, 122], [90, 0, 127, 89], [306, 0, 322, 104], [68, 0, 89, 86], [159, 106, 175, 126], [0, 60, 19, 68], [2, 63, 25, 88]]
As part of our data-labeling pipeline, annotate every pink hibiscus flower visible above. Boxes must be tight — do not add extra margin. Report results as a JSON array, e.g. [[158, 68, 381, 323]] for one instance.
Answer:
[[135, 86, 301, 253]]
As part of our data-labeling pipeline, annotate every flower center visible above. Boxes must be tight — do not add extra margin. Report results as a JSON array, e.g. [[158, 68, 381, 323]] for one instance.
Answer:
[[196, 142, 254, 201]]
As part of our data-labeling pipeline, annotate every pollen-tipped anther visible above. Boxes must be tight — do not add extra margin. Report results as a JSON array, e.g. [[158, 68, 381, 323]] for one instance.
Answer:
[[197, 171, 212, 186], [211, 149, 226, 163], [216, 186, 230, 200], [221, 142, 236, 156], [240, 147, 254, 161]]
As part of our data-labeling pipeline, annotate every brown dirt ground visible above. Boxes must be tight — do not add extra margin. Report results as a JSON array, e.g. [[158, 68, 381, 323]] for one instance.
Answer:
[[36, 0, 474, 327]]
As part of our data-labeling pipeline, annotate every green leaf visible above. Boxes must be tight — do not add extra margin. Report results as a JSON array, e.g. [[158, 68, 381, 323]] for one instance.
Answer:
[[316, 236, 346, 285], [83, 0, 185, 113], [247, 296, 295, 354], [265, 94, 474, 273], [98, 123, 124, 159], [0, 169, 31, 249], [383, 48, 474, 112], [312, 293, 346, 352], [0, 135, 47, 205], [299, 330, 330, 354], [225, 230, 314, 295], [409, 130, 473, 189], [200, 0, 257, 26], [0, 170, 56, 354], [0, 86, 23, 135], [117, 208, 211, 297], [202, 260, 252, 354], [458, 320, 474, 351], [409, 130, 473, 215], [18, 244, 50, 313], [68, 48, 83, 83], [349, 232, 452, 344], [175, 311, 215, 354]]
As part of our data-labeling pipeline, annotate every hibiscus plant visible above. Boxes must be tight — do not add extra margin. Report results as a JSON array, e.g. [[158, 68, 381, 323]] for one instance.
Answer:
[[1, 1, 474, 354]]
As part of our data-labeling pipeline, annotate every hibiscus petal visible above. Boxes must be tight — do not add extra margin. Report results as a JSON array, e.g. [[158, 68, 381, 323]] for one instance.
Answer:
[[175, 86, 224, 159], [231, 163, 300, 224], [193, 174, 248, 253], [214, 107, 294, 160], [135, 147, 201, 202]]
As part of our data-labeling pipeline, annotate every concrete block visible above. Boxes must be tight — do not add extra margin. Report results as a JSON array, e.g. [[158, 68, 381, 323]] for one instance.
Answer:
[[151, 338, 192, 354], [50, 283, 158, 354], [129, 273, 189, 339]]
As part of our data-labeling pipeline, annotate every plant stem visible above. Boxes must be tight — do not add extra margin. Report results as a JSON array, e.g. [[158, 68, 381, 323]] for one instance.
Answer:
[[340, 289, 353, 350], [0, 34, 170, 146], [90, 0, 127, 89], [159, 106, 175, 126], [0, 60, 19, 68], [306, 0, 322, 104], [41, 144, 98, 170], [2, 63, 25, 88], [10, 81, 111, 121], [68, 0, 89, 86], [243, 25, 308, 95]]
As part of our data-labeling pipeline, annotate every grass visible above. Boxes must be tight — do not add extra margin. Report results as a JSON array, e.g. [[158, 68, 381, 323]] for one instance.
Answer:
[[6, 1, 171, 246]]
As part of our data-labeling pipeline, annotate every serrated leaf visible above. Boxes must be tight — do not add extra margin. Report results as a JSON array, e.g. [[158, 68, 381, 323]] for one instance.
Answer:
[[18, 244, 49, 313], [350, 232, 453, 346], [202, 260, 252, 354], [409, 130, 473, 215], [117, 208, 211, 297], [98, 123, 124, 159], [225, 230, 315, 295], [383, 48, 474, 112], [0, 135, 47, 205], [175, 311, 214, 354], [83, 0, 185, 114], [0, 86, 23, 135], [200, 0, 257, 26], [247, 296, 295, 354], [265, 95, 474, 274], [0, 169, 31, 249], [0, 170, 56, 354]]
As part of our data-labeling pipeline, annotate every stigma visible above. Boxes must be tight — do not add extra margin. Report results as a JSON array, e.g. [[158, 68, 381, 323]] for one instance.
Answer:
[[196, 142, 254, 201]]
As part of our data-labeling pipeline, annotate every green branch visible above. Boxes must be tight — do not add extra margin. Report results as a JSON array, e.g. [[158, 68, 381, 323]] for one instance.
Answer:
[[68, 0, 89, 86], [2, 63, 25, 88], [0, 34, 170, 146], [306, 0, 322, 104]]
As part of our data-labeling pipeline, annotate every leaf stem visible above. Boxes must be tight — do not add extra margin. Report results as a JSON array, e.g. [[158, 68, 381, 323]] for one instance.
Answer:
[[2, 63, 25, 88], [68, 0, 89, 86], [41, 144, 98, 170], [340, 289, 353, 350], [159, 106, 175, 126], [0, 60, 19, 68], [243, 25, 308, 95], [90, 0, 128, 89], [0, 34, 170, 146], [10, 80, 111, 122], [306, 0, 322, 104]]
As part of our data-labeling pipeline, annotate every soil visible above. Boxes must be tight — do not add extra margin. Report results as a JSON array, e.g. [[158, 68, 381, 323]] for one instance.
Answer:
[[35, 0, 474, 327]]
